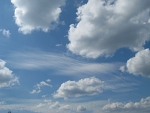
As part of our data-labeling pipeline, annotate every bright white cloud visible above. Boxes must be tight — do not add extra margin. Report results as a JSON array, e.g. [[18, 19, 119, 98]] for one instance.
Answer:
[[11, 0, 65, 34], [123, 49, 150, 77], [30, 80, 52, 94], [0, 29, 11, 37], [53, 77, 104, 99], [0, 59, 19, 88], [67, 0, 150, 58], [103, 96, 150, 113]]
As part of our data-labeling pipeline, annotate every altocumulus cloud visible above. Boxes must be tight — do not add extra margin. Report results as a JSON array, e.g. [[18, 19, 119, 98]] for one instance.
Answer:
[[53, 77, 104, 99], [30, 79, 52, 94], [67, 0, 150, 58], [0, 59, 19, 88], [11, 0, 65, 34], [103, 96, 150, 113]]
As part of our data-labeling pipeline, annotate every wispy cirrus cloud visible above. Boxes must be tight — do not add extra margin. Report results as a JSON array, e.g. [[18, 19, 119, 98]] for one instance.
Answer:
[[6, 50, 119, 77]]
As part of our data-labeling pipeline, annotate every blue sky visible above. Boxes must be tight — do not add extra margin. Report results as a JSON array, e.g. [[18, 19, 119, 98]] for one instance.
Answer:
[[0, 0, 150, 113]]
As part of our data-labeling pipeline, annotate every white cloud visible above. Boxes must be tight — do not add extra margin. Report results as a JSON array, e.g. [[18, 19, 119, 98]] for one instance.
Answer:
[[103, 96, 150, 113], [56, 44, 62, 47], [0, 29, 11, 37], [0, 59, 19, 88], [123, 49, 150, 77], [67, 0, 150, 58], [0, 101, 5, 105], [11, 0, 65, 34], [59, 105, 71, 111], [53, 77, 104, 99], [7, 50, 119, 76], [46, 79, 51, 82], [30, 80, 52, 94], [77, 105, 86, 112]]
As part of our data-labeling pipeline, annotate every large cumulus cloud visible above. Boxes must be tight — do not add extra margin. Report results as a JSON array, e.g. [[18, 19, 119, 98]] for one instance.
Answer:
[[67, 0, 150, 58], [11, 0, 65, 34]]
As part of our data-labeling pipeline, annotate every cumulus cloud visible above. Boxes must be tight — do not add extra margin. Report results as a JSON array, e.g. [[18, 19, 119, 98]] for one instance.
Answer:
[[0, 59, 19, 88], [53, 77, 104, 99], [122, 49, 150, 77], [11, 0, 65, 34], [67, 0, 150, 58], [103, 96, 150, 113], [77, 105, 86, 112], [0, 29, 11, 37], [30, 80, 52, 94]]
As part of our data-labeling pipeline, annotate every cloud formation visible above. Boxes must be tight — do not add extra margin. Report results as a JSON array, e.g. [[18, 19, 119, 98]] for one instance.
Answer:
[[0, 29, 11, 38], [53, 77, 104, 99], [7, 50, 118, 76], [11, 0, 65, 34], [67, 0, 150, 58], [122, 49, 150, 77], [77, 105, 86, 112], [0, 59, 18, 88], [103, 96, 150, 113], [30, 80, 52, 94]]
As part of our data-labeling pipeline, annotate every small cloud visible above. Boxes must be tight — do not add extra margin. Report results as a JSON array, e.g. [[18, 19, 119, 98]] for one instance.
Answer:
[[59, 105, 71, 111], [30, 80, 52, 94], [0, 29, 11, 38], [42, 95, 47, 98], [0, 101, 6, 105], [56, 44, 62, 47], [77, 105, 86, 112], [46, 79, 51, 82], [119, 66, 126, 72]]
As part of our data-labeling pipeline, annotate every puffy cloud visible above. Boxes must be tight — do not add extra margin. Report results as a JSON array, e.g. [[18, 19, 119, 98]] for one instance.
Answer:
[[0, 29, 11, 37], [53, 77, 104, 98], [0, 59, 19, 88], [103, 96, 150, 113], [30, 80, 52, 94], [122, 49, 150, 77], [77, 105, 86, 112], [11, 0, 65, 34], [67, 0, 150, 58], [59, 105, 71, 111]]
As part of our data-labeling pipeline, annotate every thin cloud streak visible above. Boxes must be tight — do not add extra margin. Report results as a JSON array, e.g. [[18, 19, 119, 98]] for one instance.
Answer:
[[6, 50, 120, 76]]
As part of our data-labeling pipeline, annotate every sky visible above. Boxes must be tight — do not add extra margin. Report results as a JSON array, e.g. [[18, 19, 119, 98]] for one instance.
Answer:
[[0, 0, 150, 113]]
